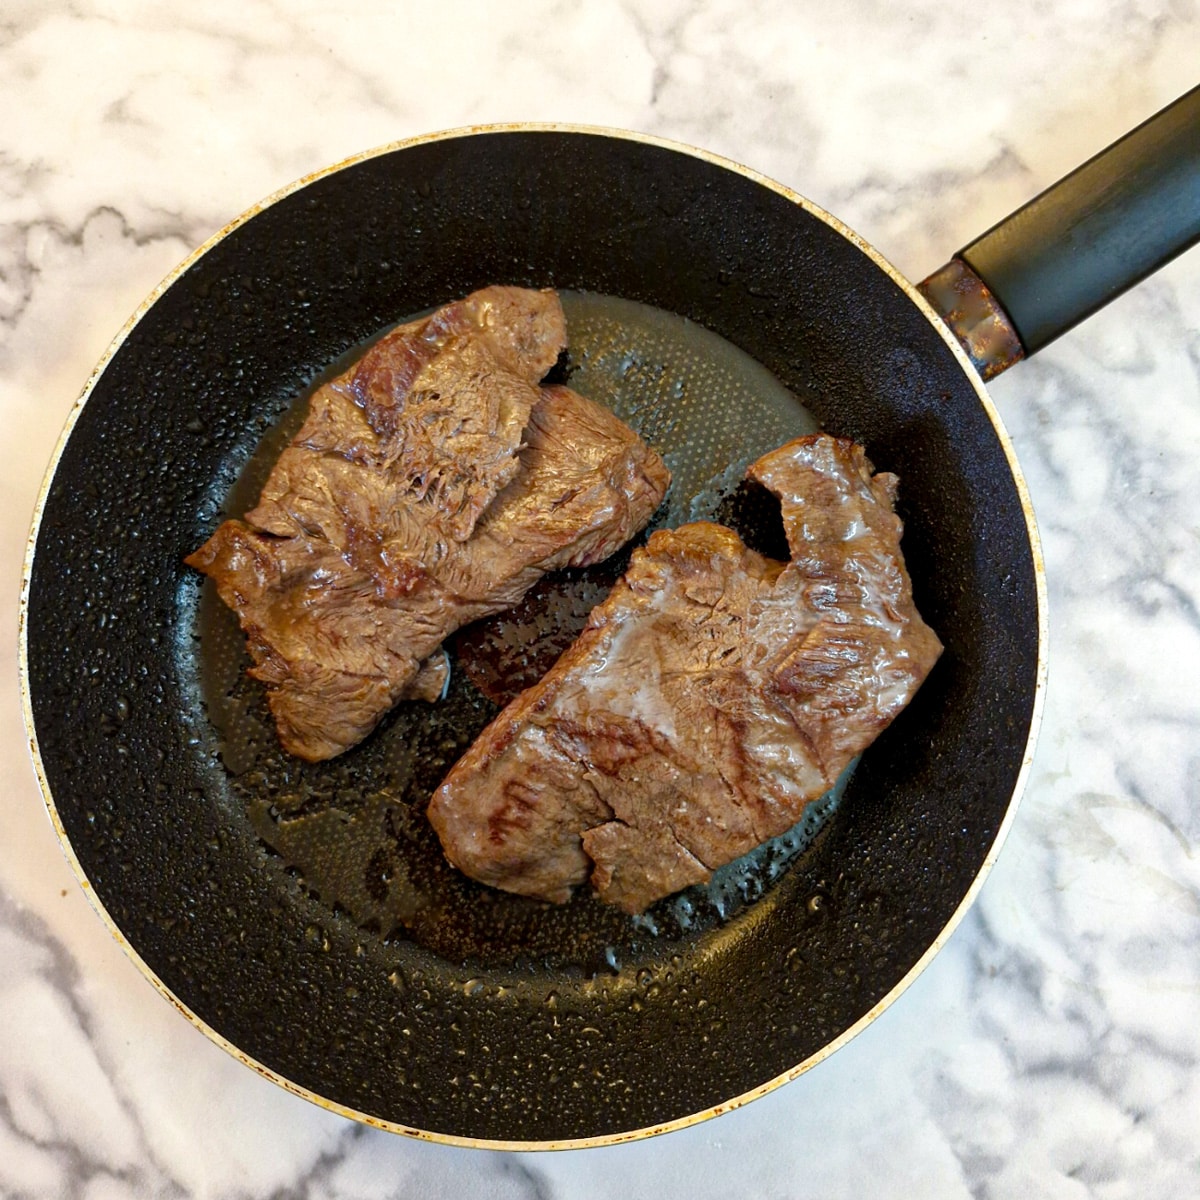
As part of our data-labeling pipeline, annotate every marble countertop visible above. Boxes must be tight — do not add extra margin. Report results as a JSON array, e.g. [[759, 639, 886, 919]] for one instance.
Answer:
[[3, 2, 1198, 1196]]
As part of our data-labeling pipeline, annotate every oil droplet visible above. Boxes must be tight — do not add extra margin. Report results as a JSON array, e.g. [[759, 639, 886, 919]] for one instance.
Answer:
[[463, 978, 484, 997], [388, 968, 408, 994], [304, 924, 329, 951], [631, 911, 659, 936]]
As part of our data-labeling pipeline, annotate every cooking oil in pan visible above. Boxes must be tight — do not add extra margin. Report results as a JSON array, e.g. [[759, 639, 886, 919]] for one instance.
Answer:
[[557, 290, 819, 527], [180, 290, 842, 974]]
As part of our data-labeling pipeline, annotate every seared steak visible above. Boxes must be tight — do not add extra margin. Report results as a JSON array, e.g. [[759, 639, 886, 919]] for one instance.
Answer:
[[427, 434, 943, 913], [186, 287, 670, 761]]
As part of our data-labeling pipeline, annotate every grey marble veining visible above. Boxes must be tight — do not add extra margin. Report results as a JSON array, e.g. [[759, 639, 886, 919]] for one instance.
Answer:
[[3, 2, 1199, 1196]]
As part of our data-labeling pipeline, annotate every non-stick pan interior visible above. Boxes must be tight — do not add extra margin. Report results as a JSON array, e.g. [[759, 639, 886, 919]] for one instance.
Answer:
[[24, 130, 1041, 1144]]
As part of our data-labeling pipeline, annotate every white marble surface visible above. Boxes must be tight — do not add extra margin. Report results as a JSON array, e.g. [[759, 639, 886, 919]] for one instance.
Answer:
[[3, 1, 1199, 1195]]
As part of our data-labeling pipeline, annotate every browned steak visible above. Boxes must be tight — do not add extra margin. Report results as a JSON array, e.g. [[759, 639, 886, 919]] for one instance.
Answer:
[[427, 434, 943, 913], [186, 287, 670, 761]]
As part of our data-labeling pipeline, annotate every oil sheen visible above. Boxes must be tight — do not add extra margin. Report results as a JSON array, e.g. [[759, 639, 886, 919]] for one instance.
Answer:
[[179, 290, 842, 973]]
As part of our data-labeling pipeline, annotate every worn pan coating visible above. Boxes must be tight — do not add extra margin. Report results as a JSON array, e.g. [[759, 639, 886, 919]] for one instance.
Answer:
[[22, 126, 1049, 1146]]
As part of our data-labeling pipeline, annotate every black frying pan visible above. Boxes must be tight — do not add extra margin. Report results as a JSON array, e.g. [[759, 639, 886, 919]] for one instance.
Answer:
[[20, 88, 1200, 1147]]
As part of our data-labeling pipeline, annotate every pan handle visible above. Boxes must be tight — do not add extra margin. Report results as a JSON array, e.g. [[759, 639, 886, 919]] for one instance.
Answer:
[[918, 83, 1200, 379]]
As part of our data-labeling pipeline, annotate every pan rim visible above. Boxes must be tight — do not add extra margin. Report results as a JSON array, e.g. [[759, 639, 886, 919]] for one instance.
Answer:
[[18, 120, 1049, 1150]]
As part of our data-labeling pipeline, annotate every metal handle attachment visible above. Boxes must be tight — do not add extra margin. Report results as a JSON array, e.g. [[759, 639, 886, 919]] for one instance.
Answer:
[[920, 83, 1200, 378]]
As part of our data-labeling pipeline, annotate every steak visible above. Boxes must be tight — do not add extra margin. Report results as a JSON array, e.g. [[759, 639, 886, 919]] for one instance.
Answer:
[[186, 287, 670, 761], [427, 434, 943, 913]]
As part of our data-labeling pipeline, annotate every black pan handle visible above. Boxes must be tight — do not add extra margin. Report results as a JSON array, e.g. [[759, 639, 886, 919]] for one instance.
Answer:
[[919, 84, 1200, 379]]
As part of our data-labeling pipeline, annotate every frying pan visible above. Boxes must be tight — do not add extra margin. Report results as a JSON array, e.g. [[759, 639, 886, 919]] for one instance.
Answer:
[[20, 87, 1200, 1147]]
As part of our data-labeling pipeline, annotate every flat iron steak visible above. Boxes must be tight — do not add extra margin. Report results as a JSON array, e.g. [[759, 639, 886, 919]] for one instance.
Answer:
[[186, 287, 670, 760], [427, 434, 943, 913]]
